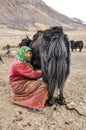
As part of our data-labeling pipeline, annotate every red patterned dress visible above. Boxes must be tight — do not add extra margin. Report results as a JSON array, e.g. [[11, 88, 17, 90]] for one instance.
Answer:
[[9, 59, 48, 110]]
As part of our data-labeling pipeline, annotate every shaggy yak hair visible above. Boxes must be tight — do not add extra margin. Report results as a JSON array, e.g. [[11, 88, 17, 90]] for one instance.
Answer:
[[29, 26, 70, 105]]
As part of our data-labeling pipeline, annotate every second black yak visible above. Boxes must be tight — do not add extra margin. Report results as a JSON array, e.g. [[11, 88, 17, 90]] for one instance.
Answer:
[[70, 40, 84, 52]]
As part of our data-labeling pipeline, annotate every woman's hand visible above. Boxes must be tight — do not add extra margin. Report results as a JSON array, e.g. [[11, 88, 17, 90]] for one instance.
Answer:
[[37, 70, 42, 74]]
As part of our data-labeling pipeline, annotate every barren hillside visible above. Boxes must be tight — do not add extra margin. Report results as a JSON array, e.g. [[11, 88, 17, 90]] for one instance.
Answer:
[[0, 0, 86, 31]]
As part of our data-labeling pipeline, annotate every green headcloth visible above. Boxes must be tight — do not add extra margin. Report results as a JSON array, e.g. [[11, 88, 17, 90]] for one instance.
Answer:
[[16, 46, 32, 62]]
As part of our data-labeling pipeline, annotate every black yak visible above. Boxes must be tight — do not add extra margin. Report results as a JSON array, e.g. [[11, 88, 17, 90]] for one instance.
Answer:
[[74, 40, 84, 52], [70, 40, 84, 52], [2, 44, 10, 50], [18, 35, 32, 48], [29, 26, 70, 105]]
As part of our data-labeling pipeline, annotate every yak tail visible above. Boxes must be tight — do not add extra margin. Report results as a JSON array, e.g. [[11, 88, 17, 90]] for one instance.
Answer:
[[47, 34, 70, 97]]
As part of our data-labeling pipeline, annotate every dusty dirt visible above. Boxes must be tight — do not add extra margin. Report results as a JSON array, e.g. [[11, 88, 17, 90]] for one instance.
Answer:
[[0, 28, 86, 130]]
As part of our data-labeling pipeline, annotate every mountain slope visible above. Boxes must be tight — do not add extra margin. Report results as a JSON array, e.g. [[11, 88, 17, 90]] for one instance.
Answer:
[[71, 17, 86, 24], [0, 0, 86, 31]]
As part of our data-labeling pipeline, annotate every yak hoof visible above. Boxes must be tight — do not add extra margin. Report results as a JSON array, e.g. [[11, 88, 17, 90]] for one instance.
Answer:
[[57, 97, 66, 105], [46, 100, 53, 106], [46, 97, 57, 106]]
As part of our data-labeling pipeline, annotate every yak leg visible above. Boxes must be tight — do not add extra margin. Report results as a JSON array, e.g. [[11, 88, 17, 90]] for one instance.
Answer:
[[46, 92, 56, 106], [57, 86, 66, 105], [79, 48, 81, 52]]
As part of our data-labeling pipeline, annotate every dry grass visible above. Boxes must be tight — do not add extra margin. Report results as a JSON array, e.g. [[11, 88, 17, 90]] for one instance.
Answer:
[[0, 26, 86, 47], [0, 27, 35, 46]]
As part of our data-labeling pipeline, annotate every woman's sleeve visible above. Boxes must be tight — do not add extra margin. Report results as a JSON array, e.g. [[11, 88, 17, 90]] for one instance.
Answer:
[[16, 62, 42, 79]]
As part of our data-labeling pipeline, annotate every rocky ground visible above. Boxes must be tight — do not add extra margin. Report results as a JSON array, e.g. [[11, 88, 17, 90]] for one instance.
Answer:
[[0, 47, 86, 130]]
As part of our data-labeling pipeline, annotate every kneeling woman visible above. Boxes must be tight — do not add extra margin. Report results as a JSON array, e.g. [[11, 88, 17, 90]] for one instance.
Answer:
[[9, 46, 48, 113]]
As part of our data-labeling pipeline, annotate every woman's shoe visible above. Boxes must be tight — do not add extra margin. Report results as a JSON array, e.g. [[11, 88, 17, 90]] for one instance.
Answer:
[[32, 109, 44, 114], [28, 108, 44, 114]]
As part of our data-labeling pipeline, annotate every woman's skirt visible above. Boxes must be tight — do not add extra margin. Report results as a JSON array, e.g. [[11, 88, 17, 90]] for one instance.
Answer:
[[10, 79, 48, 110]]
